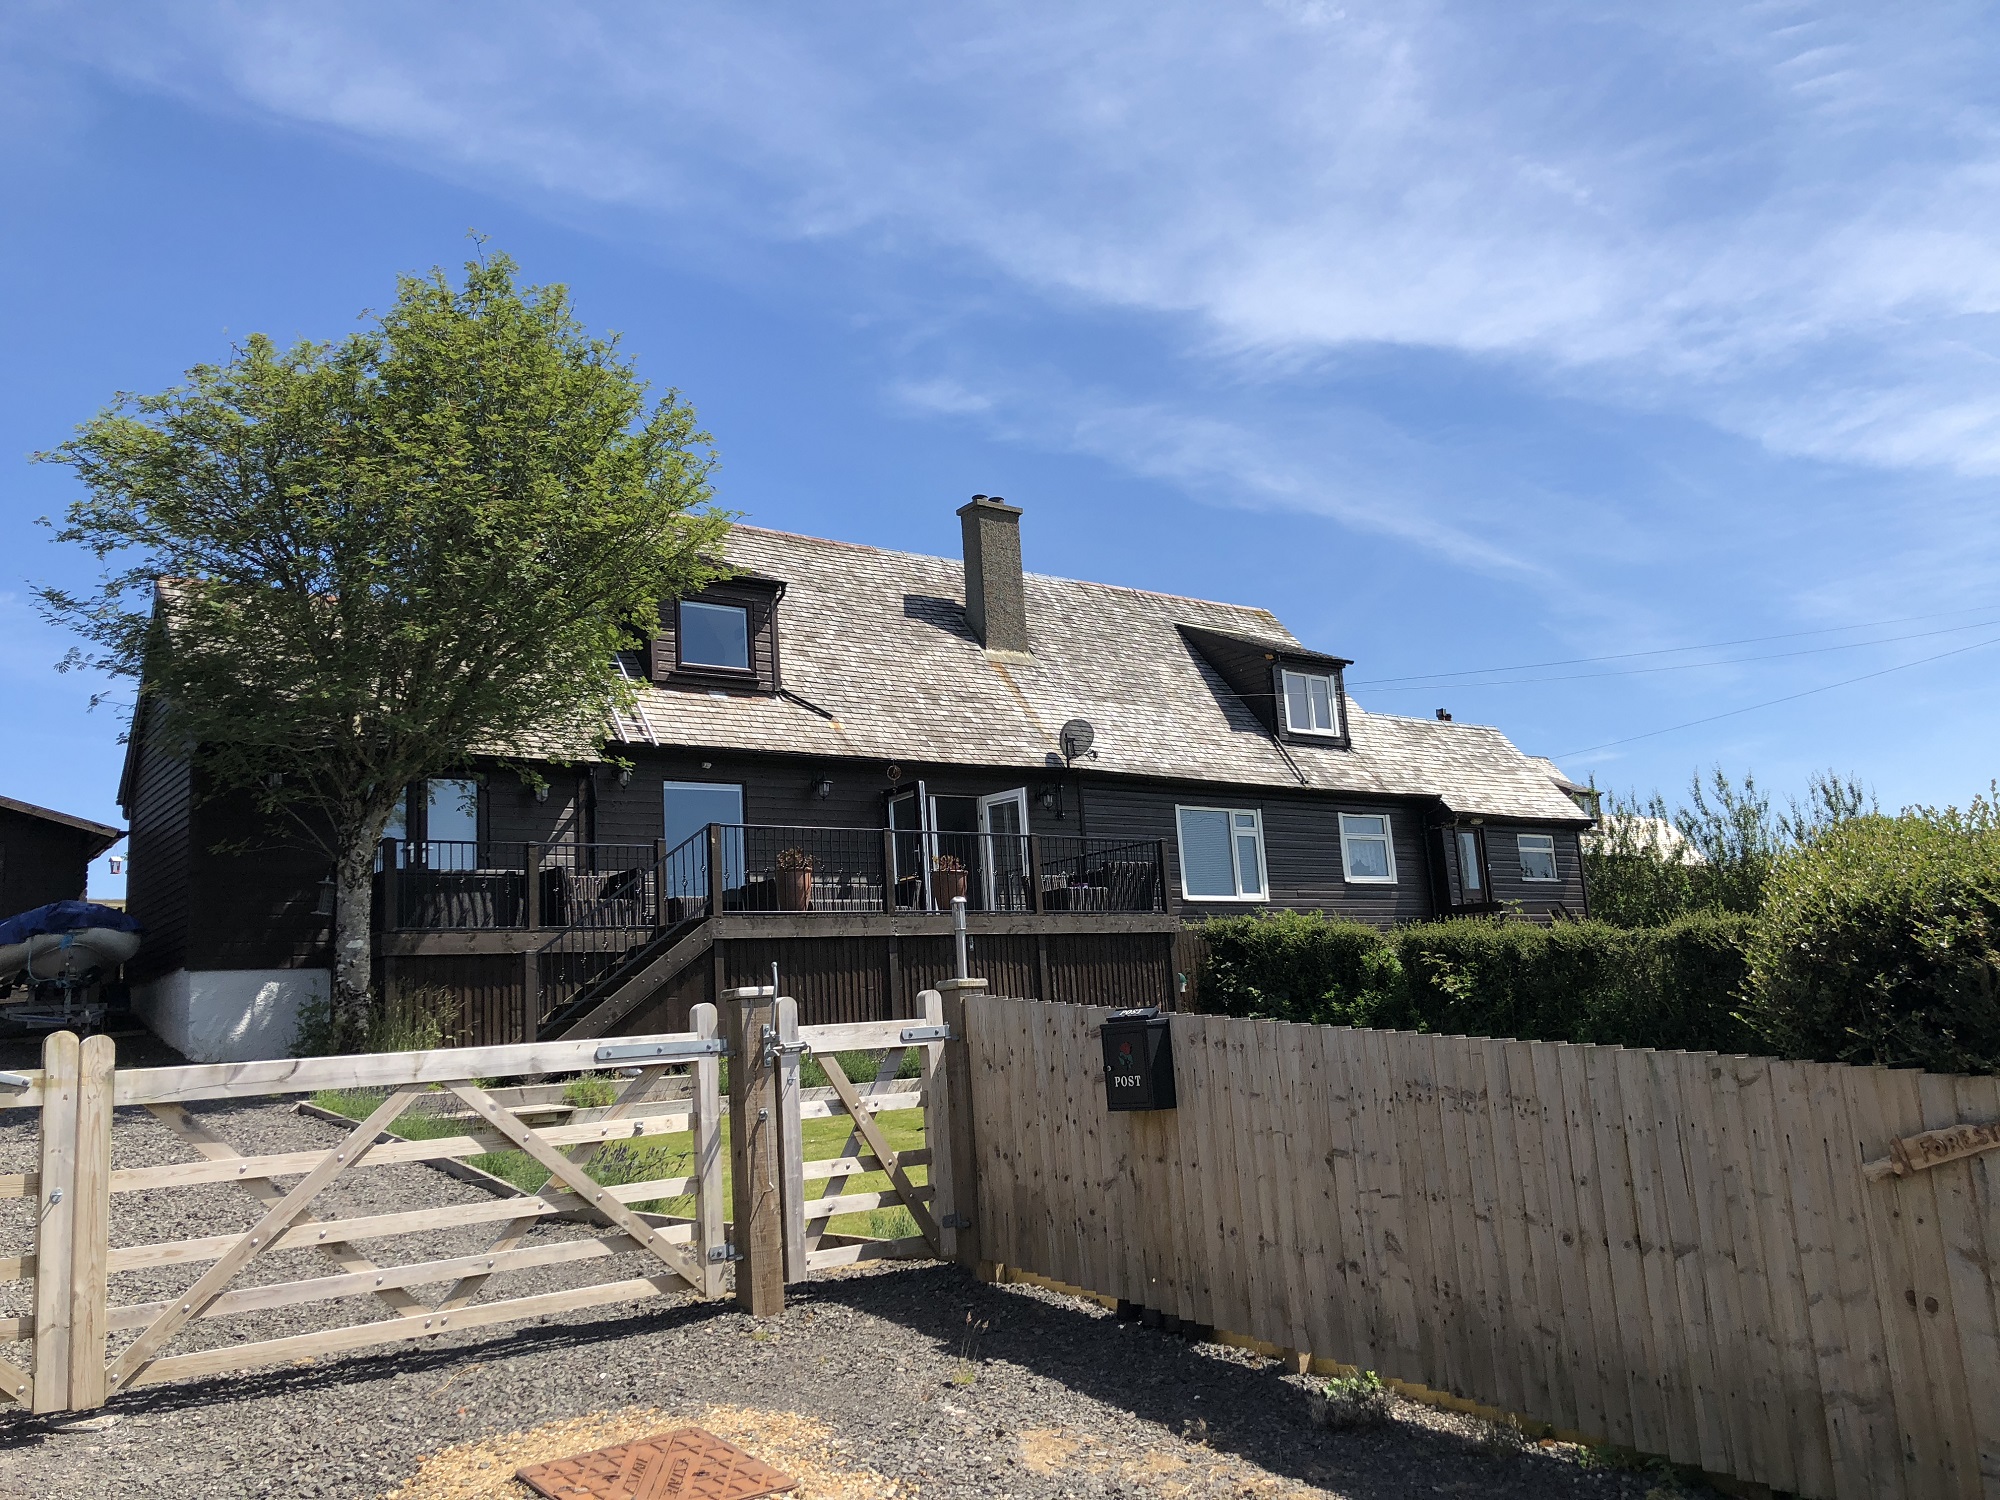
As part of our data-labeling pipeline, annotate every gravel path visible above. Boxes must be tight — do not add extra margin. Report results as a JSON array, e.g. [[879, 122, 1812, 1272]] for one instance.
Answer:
[[0, 1083, 1713, 1500]]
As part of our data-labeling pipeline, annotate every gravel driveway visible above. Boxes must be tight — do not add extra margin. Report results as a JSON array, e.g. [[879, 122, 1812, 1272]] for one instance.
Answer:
[[0, 1084, 1713, 1500]]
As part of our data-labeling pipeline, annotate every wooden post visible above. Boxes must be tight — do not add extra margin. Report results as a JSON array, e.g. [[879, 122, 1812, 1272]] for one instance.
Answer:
[[33, 1031, 81, 1414], [523, 842, 542, 930], [917, 986, 959, 1264], [935, 978, 988, 1273], [652, 838, 668, 929], [67, 1033, 115, 1411], [1028, 835, 1045, 915], [521, 948, 540, 1044], [775, 997, 807, 1283], [379, 839, 401, 932], [707, 823, 726, 917], [724, 985, 784, 1316], [689, 1002, 728, 1297]]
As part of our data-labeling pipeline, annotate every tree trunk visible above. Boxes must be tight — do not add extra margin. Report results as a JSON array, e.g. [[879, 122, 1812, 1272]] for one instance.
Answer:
[[332, 833, 378, 1050]]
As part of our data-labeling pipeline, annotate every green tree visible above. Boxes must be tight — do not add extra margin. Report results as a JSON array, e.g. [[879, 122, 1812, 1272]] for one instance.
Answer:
[[1584, 766, 1873, 926], [37, 249, 727, 1046]]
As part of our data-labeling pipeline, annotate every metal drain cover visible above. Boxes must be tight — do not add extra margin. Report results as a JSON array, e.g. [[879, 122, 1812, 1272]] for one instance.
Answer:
[[515, 1426, 797, 1500]]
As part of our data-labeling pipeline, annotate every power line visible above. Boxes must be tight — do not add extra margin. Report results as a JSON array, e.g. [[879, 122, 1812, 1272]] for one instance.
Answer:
[[1553, 633, 2000, 760], [1350, 605, 2000, 687], [1358, 616, 2000, 692]]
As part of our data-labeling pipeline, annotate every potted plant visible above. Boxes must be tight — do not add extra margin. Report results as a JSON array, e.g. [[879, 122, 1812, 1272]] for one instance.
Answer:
[[930, 853, 968, 905], [776, 847, 815, 911]]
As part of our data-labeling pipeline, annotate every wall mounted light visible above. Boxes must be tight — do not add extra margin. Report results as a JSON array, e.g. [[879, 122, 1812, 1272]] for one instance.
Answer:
[[810, 770, 835, 800], [1037, 783, 1064, 817], [617, 766, 634, 787]]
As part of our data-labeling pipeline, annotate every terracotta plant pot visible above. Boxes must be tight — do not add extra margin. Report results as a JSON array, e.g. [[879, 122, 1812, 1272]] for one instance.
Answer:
[[778, 867, 814, 911], [931, 867, 968, 905]]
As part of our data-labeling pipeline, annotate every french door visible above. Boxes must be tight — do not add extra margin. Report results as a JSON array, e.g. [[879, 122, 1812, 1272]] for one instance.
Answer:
[[978, 789, 1031, 912]]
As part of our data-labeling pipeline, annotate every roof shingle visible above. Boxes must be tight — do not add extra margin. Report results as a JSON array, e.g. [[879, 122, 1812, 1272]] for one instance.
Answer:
[[617, 525, 1590, 825]]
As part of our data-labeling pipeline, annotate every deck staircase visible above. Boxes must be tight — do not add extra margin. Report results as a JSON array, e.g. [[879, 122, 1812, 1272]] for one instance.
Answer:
[[536, 915, 714, 1040]]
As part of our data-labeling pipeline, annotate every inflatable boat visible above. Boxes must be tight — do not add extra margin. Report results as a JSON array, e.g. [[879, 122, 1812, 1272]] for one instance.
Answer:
[[0, 901, 143, 987]]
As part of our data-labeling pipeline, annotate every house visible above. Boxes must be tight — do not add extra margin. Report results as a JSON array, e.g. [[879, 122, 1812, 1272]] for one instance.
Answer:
[[119, 497, 1594, 1061], [0, 794, 124, 916]]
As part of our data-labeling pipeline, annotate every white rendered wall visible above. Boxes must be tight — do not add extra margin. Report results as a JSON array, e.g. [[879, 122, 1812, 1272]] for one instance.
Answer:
[[133, 967, 327, 1063]]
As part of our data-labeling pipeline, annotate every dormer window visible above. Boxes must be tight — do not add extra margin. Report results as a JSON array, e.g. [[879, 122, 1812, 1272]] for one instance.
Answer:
[[652, 576, 783, 693], [1282, 670, 1339, 735], [678, 601, 751, 672]]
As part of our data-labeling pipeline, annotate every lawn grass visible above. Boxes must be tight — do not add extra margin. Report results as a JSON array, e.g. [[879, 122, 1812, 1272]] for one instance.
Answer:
[[308, 1081, 927, 1240]]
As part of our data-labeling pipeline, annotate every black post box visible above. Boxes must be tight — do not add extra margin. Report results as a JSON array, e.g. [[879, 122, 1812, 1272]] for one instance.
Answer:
[[1100, 1008, 1176, 1111]]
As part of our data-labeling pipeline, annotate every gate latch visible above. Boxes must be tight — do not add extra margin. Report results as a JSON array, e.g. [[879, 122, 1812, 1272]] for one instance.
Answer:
[[899, 1025, 951, 1044], [941, 1212, 973, 1230], [0, 1073, 31, 1091], [708, 1244, 743, 1264], [760, 1024, 812, 1066]]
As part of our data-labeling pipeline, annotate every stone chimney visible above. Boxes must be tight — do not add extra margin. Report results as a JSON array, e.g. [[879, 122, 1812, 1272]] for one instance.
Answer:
[[958, 495, 1030, 655]]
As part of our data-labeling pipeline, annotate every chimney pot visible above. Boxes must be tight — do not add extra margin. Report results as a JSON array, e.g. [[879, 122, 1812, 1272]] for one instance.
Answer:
[[958, 495, 1029, 654]]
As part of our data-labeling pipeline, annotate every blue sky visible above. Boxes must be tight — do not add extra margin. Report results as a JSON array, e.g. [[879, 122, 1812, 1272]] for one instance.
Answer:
[[6, 3, 2000, 898]]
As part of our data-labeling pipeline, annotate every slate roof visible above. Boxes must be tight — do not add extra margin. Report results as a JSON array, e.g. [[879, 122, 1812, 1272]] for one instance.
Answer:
[[613, 525, 1592, 826]]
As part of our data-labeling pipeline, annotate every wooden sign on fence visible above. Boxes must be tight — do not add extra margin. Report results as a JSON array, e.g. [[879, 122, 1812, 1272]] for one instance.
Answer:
[[1864, 1117, 2000, 1180]]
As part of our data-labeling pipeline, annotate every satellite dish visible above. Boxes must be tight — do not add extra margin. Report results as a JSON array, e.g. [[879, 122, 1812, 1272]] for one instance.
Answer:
[[1059, 718, 1096, 764]]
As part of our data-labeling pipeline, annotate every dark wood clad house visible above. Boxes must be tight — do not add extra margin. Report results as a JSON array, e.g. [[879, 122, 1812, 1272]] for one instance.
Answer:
[[118, 497, 1593, 1060], [0, 795, 123, 916]]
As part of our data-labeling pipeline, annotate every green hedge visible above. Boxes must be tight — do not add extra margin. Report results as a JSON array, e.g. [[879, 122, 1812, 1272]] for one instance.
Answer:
[[1196, 908, 1758, 1054], [1740, 811, 2000, 1073]]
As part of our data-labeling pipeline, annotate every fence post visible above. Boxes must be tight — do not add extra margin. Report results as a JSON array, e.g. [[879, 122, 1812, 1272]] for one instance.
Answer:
[[775, 997, 807, 1283], [688, 1002, 728, 1298], [707, 824, 726, 917], [524, 842, 542, 930], [32, 1031, 81, 1414], [723, 984, 784, 1316], [66, 1034, 115, 1411], [934, 978, 987, 1274]]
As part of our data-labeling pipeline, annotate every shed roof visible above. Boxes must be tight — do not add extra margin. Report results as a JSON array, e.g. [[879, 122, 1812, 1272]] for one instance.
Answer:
[[0, 795, 125, 855], [615, 526, 1590, 826]]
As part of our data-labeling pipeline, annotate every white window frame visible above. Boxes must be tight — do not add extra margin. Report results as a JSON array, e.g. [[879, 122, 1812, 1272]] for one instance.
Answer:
[[1174, 805, 1270, 903], [1517, 832, 1560, 883], [1280, 669, 1342, 737], [1338, 811, 1398, 884]]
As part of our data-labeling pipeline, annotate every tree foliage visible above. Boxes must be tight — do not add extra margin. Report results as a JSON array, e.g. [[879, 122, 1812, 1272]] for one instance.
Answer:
[[38, 249, 728, 1043], [1583, 766, 1873, 926], [1740, 794, 2000, 1073]]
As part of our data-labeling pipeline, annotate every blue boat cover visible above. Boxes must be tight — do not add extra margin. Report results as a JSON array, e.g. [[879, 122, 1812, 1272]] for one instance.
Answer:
[[0, 901, 144, 947]]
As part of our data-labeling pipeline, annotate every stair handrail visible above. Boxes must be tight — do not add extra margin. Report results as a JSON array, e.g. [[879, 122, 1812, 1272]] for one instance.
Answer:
[[531, 827, 712, 1028]]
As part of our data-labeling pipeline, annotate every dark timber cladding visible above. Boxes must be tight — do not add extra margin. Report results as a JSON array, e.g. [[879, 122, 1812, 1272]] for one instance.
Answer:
[[0, 796, 122, 915]]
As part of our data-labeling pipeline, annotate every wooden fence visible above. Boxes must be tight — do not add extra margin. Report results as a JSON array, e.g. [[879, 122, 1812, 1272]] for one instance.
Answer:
[[958, 997, 2000, 1500]]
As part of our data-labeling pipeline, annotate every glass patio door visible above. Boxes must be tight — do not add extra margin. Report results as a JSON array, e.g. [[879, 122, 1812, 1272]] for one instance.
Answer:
[[978, 788, 1031, 912]]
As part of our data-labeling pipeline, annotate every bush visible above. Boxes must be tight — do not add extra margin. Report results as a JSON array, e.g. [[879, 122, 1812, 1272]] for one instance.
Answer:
[[1199, 909, 1402, 1027], [1196, 910, 1756, 1054], [1741, 806, 2000, 1073], [292, 983, 464, 1056]]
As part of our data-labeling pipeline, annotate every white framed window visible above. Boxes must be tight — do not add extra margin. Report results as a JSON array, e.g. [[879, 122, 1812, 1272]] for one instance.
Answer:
[[1281, 669, 1341, 735], [678, 600, 751, 670], [1517, 832, 1560, 882], [1339, 812, 1397, 884], [1175, 806, 1268, 902]]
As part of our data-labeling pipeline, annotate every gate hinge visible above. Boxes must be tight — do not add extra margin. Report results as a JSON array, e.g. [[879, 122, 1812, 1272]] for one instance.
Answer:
[[899, 1024, 952, 1044], [941, 1212, 973, 1230], [708, 1244, 744, 1263]]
